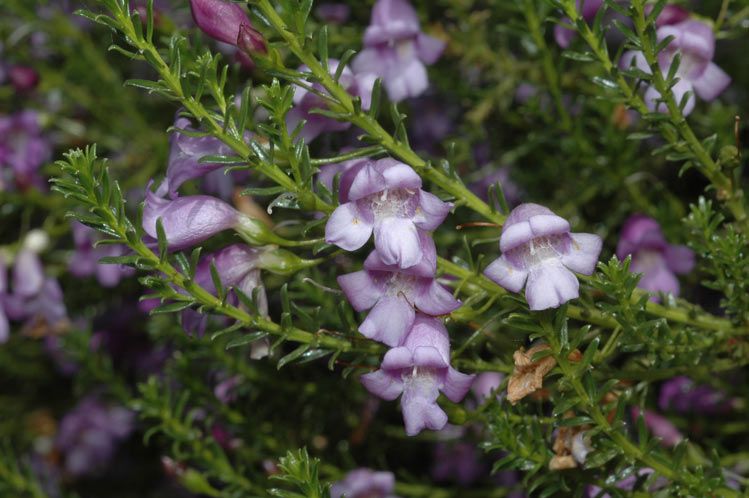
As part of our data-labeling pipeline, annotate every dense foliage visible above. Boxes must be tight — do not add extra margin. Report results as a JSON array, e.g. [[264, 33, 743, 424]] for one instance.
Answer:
[[1, 0, 748, 496]]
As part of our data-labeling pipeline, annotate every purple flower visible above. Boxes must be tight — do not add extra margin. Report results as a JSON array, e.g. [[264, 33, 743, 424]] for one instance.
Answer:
[[189, 0, 256, 48], [156, 116, 237, 199], [317, 156, 368, 193], [361, 314, 474, 435], [337, 240, 459, 347], [0, 110, 51, 191], [616, 214, 694, 300], [631, 408, 683, 448], [470, 165, 521, 207], [330, 468, 398, 498], [484, 203, 602, 310], [471, 372, 504, 403], [407, 95, 455, 153], [325, 158, 452, 269], [143, 184, 254, 250], [69, 222, 134, 287], [8, 66, 40, 93], [352, 0, 445, 102], [647, 4, 691, 28], [554, 0, 603, 48], [287, 60, 373, 143], [432, 442, 486, 485], [659, 376, 732, 414], [620, 20, 730, 116], [55, 397, 134, 477], [214, 374, 242, 404], [315, 3, 351, 24], [193, 244, 268, 315]]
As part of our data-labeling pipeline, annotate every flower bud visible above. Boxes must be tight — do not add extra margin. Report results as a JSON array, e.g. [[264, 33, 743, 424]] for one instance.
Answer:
[[9, 66, 39, 93], [719, 145, 740, 169], [257, 247, 320, 276], [189, 0, 252, 46], [237, 23, 266, 57]]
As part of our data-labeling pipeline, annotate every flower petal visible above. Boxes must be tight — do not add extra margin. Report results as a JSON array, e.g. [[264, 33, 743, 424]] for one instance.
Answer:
[[361, 369, 403, 400], [381, 346, 415, 370], [337, 270, 384, 311], [414, 190, 452, 231], [325, 202, 374, 251], [414, 280, 460, 315], [373, 217, 422, 268], [691, 62, 731, 101], [484, 256, 528, 293], [664, 244, 695, 275], [562, 232, 602, 275], [442, 367, 475, 403], [359, 295, 415, 347], [525, 261, 580, 310], [416, 33, 445, 64]]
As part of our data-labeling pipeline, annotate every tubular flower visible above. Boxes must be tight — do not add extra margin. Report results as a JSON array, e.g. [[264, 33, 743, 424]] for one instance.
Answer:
[[659, 376, 732, 414], [620, 19, 730, 116], [325, 158, 452, 269], [69, 222, 134, 287], [352, 0, 445, 102], [189, 0, 258, 48], [0, 110, 51, 191], [287, 60, 373, 143], [143, 184, 243, 250], [484, 203, 602, 310], [337, 238, 459, 347], [361, 315, 474, 436], [330, 468, 398, 498], [616, 214, 694, 300]]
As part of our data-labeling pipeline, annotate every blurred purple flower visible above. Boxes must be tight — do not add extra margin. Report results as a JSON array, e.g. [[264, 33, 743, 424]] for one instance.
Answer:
[[484, 203, 602, 310], [471, 372, 504, 403], [69, 222, 134, 287], [616, 214, 694, 300], [288, 60, 373, 143], [8, 66, 40, 93], [361, 315, 474, 435], [632, 408, 683, 447], [352, 0, 445, 102], [156, 116, 237, 199], [330, 468, 398, 498], [338, 240, 459, 347], [0, 110, 51, 191], [620, 20, 730, 116], [471, 166, 521, 207], [55, 397, 134, 477], [315, 3, 350, 24], [407, 95, 455, 153], [325, 158, 452, 269], [659, 376, 732, 414], [432, 442, 486, 485], [587, 468, 668, 497]]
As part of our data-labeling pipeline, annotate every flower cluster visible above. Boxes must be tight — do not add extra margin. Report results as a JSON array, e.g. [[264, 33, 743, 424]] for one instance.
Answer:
[[326, 157, 473, 435]]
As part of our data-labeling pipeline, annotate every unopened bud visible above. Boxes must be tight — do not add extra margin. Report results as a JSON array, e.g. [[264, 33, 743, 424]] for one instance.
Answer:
[[719, 145, 740, 169], [237, 23, 266, 57], [257, 247, 321, 276], [190, 0, 252, 46]]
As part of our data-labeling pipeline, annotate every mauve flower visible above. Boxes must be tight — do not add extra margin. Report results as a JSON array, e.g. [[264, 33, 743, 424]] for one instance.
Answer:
[[325, 158, 452, 269], [317, 156, 368, 193], [214, 375, 241, 404], [315, 3, 350, 24], [156, 116, 236, 199], [8, 66, 40, 92], [471, 165, 521, 207], [407, 95, 455, 153], [484, 203, 602, 310], [632, 408, 683, 448], [650, 4, 690, 27], [143, 184, 260, 250], [189, 0, 254, 47], [55, 397, 134, 477], [352, 0, 445, 102], [616, 214, 694, 300], [0, 110, 51, 191], [432, 442, 486, 485], [338, 239, 459, 347], [659, 376, 732, 414], [69, 222, 134, 287], [287, 60, 373, 143], [554, 0, 603, 48], [361, 315, 474, 435], [471, 372, 504, 403], [330, 468, 398, 498], [620, 20, 730, 116]]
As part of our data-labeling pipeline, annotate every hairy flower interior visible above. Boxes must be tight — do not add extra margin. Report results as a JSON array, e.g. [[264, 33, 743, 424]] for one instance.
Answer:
[[366, 188, 418, 219], [506, 234, 569, 270]]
